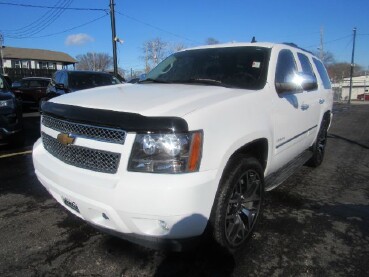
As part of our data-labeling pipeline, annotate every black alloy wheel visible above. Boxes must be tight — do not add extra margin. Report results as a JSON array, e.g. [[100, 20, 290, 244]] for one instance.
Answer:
[[211, 156, 264, 252]]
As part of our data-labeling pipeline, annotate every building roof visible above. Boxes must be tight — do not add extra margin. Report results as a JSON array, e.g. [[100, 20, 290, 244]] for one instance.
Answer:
[[2, 46, 77, 64]]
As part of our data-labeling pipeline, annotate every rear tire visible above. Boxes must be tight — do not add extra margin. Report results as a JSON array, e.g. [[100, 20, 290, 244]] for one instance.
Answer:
[[210, 156, 264, 252], [307, 116, 329, 167]]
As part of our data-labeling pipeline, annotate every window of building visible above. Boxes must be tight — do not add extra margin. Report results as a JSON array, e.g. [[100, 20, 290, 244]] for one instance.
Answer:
[[21, 60, 30, 69], [14, 60, 21, 68], [39, 62, 48, 69]]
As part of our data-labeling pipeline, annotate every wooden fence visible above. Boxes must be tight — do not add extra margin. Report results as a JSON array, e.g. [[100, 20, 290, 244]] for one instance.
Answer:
[[4, 68, 56, 81]]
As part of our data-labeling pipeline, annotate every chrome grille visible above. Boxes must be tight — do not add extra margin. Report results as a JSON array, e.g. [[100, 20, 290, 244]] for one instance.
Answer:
[[42, 132, 121, 174], [42, 115, 126, 144]]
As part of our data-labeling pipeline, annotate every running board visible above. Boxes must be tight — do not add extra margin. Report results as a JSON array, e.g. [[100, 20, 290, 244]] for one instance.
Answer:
[[265, 150, 313, 191]]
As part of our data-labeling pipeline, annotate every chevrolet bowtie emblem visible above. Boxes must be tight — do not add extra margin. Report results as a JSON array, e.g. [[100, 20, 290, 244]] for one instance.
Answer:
[[57, 133, 75, 146]]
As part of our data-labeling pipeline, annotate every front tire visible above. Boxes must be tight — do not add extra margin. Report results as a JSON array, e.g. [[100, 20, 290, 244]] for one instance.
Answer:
[[210, 156, 264, 252]]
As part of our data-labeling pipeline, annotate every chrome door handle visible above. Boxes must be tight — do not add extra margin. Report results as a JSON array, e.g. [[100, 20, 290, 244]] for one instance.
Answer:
[[301, 104, 310, 110], [319, 98, 325, 104]]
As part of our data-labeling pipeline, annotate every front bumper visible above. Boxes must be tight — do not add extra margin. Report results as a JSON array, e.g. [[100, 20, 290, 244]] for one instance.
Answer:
[[33, 138, 218, 249]]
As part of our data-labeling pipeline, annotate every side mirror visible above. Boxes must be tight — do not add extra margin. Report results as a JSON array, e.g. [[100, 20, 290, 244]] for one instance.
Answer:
[[276, 72, 317, 94], [299, 73, 318, 91], [55, 83, 65, 90]]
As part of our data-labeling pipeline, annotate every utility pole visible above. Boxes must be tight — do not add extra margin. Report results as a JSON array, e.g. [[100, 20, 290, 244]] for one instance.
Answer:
[[319, 26, 324, 60], [364, 70, 367, 102], [348, 27, 357, 104], [145, 43, 149, 73], [109, 0, 118, 76], [0, 33, 5, 75]]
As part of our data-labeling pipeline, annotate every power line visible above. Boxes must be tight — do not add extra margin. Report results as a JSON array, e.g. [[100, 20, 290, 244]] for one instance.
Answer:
[[2, 0, 66, 33], [6, 13, 109, 39], [115, 10, 200, 44], [304, 34, 351, 49], [0, 1, 107, 11], [5, 0, 74, 38]]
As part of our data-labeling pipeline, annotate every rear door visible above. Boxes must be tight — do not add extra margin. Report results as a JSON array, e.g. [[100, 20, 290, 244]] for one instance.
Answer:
[[295, 52, 321, 146], [271, 49, 316, 170]]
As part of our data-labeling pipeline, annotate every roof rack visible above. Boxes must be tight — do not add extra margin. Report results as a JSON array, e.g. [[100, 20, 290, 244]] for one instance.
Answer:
[[282, 42, 314, 55]]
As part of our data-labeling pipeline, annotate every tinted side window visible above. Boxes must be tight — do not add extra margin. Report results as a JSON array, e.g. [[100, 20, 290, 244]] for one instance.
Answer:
[[275, 49, 297, 84], [60, 72, 68, 86], [297, 53, 314, 75], [313, 58, 331, 89], [54, 72, 62, 83], [21, 80, 29, 88], [29, 80, 42, 88]]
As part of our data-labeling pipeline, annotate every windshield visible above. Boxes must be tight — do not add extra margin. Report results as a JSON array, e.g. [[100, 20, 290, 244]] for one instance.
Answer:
[[69, 73, 121, 90], [145, 46, 270, 90]]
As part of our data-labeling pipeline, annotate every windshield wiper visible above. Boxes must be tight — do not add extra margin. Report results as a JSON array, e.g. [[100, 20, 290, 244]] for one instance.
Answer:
[[138, 78, 169, 84], [178, 78, 232, 87]]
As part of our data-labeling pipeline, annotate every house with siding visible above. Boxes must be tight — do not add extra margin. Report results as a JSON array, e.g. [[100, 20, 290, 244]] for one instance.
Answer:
[[0, 46, 77, 80], [1, 46, 76, 70]]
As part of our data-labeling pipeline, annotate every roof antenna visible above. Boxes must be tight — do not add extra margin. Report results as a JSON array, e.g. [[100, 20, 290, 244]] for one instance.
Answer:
[[251, 36, 257, 43]]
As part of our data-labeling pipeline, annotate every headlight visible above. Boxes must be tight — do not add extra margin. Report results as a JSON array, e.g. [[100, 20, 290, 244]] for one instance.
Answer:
[[0, 99, 15, 109], [128, 131, 203, 174]]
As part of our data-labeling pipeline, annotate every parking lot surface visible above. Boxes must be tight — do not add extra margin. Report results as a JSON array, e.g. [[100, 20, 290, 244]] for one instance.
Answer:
[[0, 103, 368, 276]]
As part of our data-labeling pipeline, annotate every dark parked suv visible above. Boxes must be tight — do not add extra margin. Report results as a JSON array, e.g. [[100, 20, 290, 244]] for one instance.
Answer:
[[12, 77, 51, 107], [0, 74, 23, 146], [45, 70, 121, 100]]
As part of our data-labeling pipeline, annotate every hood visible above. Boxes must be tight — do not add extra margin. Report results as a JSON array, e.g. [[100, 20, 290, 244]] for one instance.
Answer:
[[51, 83, 254, 117], [0, 90, 14, 101]]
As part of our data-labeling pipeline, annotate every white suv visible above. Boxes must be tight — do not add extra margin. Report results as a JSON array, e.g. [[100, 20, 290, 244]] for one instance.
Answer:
[[33, 42, 333, 252]]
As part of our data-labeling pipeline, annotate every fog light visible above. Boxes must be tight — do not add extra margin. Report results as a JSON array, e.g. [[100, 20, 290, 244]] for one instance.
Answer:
[[158, 220, 169, 231]]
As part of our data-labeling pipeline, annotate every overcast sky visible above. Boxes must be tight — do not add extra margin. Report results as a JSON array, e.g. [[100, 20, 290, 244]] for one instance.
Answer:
[[1, 0, 369, 71]]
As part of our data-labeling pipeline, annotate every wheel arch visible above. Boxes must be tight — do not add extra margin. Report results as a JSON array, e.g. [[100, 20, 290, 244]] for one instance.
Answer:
[[323, 110, 332, 129], [229, 138, 269, 171]]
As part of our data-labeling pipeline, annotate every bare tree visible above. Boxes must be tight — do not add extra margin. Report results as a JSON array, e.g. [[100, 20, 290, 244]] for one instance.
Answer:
[[327, 62, 364, 82], [314, 50, 335, 66], [205, 37, 219, 45], [170, 42, 187, 53], [142, 38, 169, 72], [76, 52, 113, 71]]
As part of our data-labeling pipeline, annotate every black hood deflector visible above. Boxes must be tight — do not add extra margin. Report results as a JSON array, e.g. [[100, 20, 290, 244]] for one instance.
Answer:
[[41, 101, 189, 133]]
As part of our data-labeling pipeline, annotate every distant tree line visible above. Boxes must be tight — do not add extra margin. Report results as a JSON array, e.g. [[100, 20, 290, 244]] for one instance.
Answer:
[[315, 50, 365, 83]]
